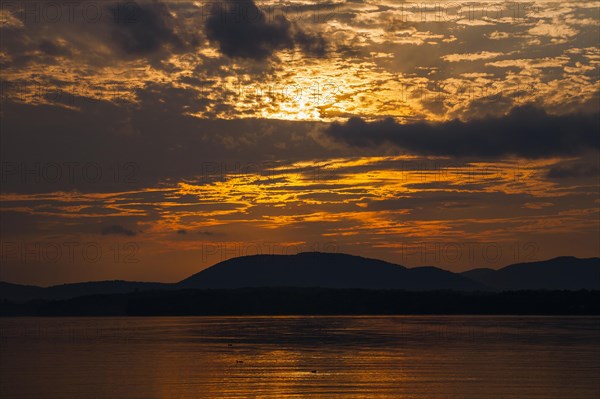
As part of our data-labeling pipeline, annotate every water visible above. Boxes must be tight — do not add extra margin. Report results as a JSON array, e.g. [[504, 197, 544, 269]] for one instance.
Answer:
[[1, 316, 599, 398]]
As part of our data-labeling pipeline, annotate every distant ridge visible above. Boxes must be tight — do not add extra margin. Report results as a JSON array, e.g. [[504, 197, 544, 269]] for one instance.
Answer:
[[1, 253, 599, 302], [0, 280, 167, 302], [461, 256, 600, 291], [177, 252, 483, 290]]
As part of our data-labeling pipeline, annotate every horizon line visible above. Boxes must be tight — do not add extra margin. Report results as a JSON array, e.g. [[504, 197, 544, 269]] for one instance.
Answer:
[[1, 253, 597, 289]]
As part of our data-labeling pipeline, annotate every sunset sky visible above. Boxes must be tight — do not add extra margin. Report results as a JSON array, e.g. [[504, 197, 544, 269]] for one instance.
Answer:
[[1, 0, 598, 285]]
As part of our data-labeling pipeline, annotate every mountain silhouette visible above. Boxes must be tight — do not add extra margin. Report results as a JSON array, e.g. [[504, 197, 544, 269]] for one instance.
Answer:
[[0, 280, 167, 302], [461, 256, 600, 290], [1, 253, 599, 302], [177, 252, 482, 290]]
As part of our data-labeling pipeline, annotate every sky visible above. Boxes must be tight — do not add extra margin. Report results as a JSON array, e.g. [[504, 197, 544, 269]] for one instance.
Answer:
[[0, 0, 598, 285]]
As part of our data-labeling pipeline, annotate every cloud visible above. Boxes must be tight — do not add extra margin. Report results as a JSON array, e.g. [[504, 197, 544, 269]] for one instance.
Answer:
[[0, 99, 332, 194], [107, 1, 191, 56], [38, 40, 72, 57], [325, 106, 600, 158], [294, 29, 328, 57], [204, 0, 326, 60], [0, 1, 197, 69], [101, 225, 137, 236], [547, 162, 600, 179], [442, 51, 503, 62]]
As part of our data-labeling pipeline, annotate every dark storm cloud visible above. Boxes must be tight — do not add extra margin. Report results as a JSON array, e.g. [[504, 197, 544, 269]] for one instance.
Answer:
[[107, 1, 187, 55], [0, 1, 199, 68], [294, 29, 327, 57], [0, 98, 334, 194], [325, 106, 600, 158], [101, 225, 137, 236], [205, 0, 293, 60], [547, 162, 600, 179], [204, 0, 327, 60]]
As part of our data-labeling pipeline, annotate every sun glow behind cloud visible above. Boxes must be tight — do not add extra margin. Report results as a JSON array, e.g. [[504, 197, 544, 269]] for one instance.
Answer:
[[1, 0, 598, 121]]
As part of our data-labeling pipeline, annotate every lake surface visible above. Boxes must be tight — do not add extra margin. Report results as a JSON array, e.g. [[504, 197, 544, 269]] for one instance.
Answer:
[[1, 316, 599, 398]]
